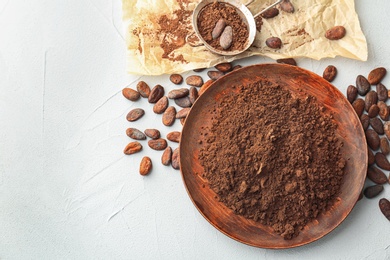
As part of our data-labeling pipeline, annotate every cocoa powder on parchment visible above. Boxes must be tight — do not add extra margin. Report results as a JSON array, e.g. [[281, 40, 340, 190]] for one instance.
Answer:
[[198, 80, 346, 240]]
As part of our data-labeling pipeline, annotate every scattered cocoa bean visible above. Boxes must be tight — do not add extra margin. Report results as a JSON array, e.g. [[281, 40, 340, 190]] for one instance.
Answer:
[[189, 86, 199, 104], [375, 152, 390, 170], [174, 96, 192, 108], [360, 114, 370, 130], [148, 84, 165, 103], [193, 68, 205, 72], [377, 83, 388, 102], [176, 107, 191, 119], [380, 137, 390, 155], [352, 98, 365, 117], [280, 0, 294, 13], [325, 26, 346, 40], [167, 131, 181, 143], [220, 26, 233, 50], [172, 147, 180, 170], [161, 146, 172, 166], [378, 101, 389, 121], [199, 79, 214, 96], [356, 75, 371, 96], [368, 148, 375, 165], [186, 75, 204, 88], [367, 166, 388, 184], [370, 117, 384, 135], [364, 91, 378, 112], [379, 198, 390, 221], [139, 156, 152, 176], [148, 138, 167, 151], [368, 67, 386, 85], [123, 141, 142, 155], [126, 128, 146, 140], [122, 88, 140, 101], [366, 129, 380, 150], [346, 85, 358, 103], [136, 81, 151, 98], [276, 58, 297, 66], [169, 74, 183, 85], [215, 62, 232, 73], [168, 88, 189, 99], [368, 104, 379, 118], [364, 185, 384, 199], [207, 70, 224, 81], [153, 96, 169, 114], [162, 106, 176, 126], [144, 129, 160, 139], [261, 7, 279, 19], [212, 18, 226, 39], [266, 37, 282, 49], [126, 108, 145, 122], [384, 122, 390, 140], [323, 65, 337, 82]]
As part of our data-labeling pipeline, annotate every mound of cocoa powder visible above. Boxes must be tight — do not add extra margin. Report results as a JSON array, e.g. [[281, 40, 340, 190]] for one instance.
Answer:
[[197, 2, 249, 51], [198, 80, 346, 240]]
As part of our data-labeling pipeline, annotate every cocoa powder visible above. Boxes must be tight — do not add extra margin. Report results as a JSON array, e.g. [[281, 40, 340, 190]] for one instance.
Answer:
[[198, 80, 345, 240]]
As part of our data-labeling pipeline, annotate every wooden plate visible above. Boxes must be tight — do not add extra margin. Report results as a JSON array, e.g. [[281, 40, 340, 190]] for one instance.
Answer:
[[180, 64, 367, 248]]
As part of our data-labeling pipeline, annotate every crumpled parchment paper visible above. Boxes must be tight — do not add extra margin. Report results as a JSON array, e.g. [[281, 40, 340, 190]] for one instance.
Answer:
[[122, 0, 367, 75]]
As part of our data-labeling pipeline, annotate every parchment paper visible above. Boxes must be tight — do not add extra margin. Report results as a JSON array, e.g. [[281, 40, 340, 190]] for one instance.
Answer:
[[122, 0, 367, 75]]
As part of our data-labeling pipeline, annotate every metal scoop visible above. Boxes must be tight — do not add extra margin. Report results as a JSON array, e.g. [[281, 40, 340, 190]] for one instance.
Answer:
[[189, 0, 283, 56]]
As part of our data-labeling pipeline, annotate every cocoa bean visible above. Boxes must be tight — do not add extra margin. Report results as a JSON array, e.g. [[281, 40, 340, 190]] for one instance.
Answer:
[[380, 137, 390, 155], [148, 84, 165, 103], [199, 79, 214, 96], [366, 129, 380, 150], [122, 88, 140, 101], [174, 96, 192, 108], [360, 114, 370, 130], [266, 37, 282, 49], [364, 91, 378, 112], [193, 68, 205, 72], [168, 88, 189, 99], [172, 147, 180, 170], [377, 83, 388, 102], [368, 148, 375, 165], [352, 98, 365, 117], [356, 75, 370, 96], [136, 81, 151, 98], [220, 26, 233, 50], [370, 117, 384, 135], [364, 185, 384, 199], [261, 7, 279, 19], [368, 67, 386, 85], [323, 65, 337, 82], [346, 85, 358, 103], [189, 86, 199, 104], [375, 152, 390, 170], [169, 74, 183, 85], [384, 122, 390, 139], [215, 62, 232, 72], [139, 156, 152, 176], [162, 106, 176, 126], [379, 198, 390, 221], [153, 96, 169, 114], [368, 104, 379, 118], [325, 26, 346, 40], [123, 141, 142, 155], [186, 75, 204, 88], [378, 101, 389, 121], [212, 18, 226, 39], [280, 0, 294, 13], [207, 70, 224, 81], [161, 146, 172, 166], [167, 131, 181, 143], [176, 107, 191, 119], [232, 65, 242, 71], [126, 128, 146, 140], [148, 138, 167, 150], [126, 108, 145, 122], [276, 58, 297, 66], [144, 129, 160, 139], [367, 166, 388, 184]]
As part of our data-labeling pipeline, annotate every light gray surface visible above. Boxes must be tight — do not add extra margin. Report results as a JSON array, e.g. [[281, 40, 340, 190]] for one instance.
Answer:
[[0, 0, 389, 259]]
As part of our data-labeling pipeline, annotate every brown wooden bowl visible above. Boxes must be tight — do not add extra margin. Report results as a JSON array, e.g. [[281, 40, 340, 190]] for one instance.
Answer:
[[180, 64, 367, 248]]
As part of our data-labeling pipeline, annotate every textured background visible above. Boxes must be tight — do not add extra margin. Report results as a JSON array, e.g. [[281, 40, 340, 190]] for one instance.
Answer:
[[0, 0, 389, 259]]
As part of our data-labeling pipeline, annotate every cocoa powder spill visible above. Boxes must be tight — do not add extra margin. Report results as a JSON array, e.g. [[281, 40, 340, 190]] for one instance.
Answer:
[[197, 2, 249, 51], [198, 80, 346, 240]]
